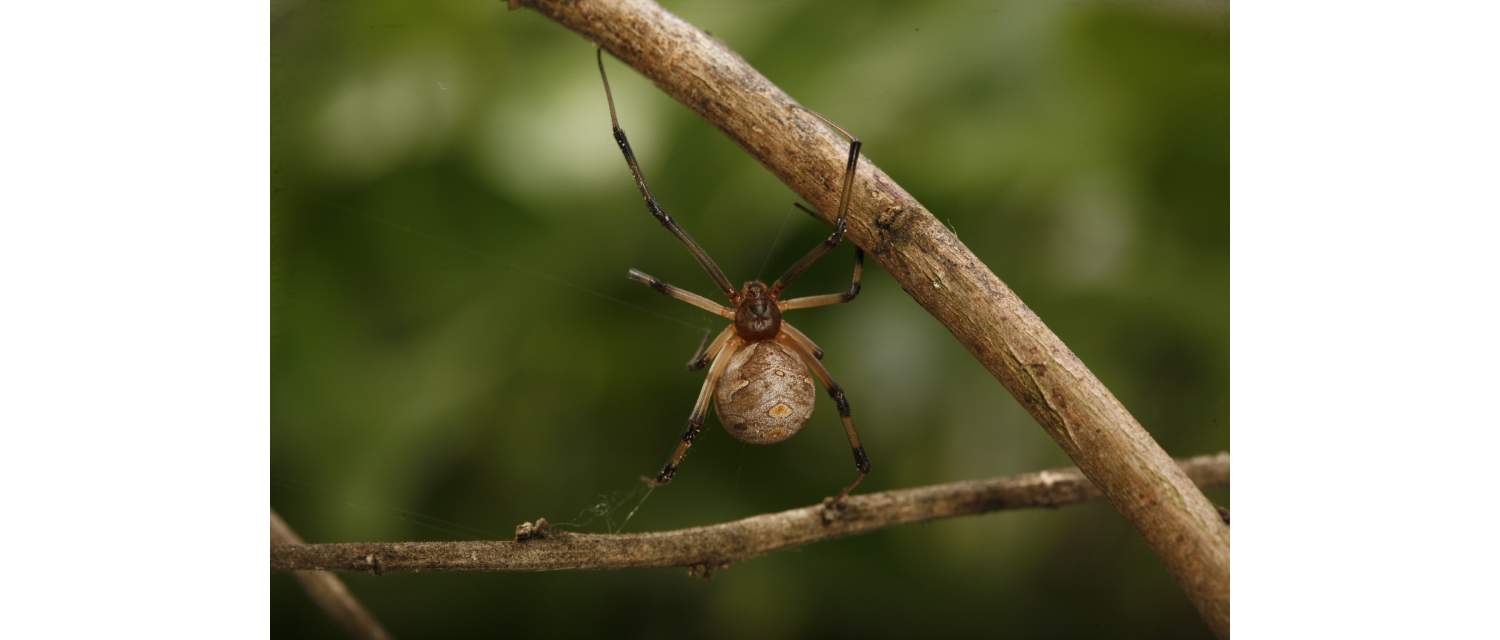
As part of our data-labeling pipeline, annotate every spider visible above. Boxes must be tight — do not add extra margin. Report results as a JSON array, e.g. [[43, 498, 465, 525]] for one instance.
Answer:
[[596, 50, 871, 507]]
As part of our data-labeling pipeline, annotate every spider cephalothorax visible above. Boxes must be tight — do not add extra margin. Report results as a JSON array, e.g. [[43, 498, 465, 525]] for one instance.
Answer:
[[734, 281, 781, 341], [598, 49, 870, 505]]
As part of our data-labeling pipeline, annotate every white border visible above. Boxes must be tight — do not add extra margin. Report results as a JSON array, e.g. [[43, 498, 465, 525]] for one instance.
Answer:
[[0, 2, 268, 637], [1234, 1, 1500, 636]]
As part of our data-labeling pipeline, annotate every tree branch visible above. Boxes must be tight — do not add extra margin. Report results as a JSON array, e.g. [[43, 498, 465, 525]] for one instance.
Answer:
[[273, 453, 1226, 577], [272, 511, 393, 640], [511, 0, 1229, 636]]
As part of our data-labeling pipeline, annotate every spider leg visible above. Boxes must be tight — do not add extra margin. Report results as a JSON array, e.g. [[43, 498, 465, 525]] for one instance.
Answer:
[[651, 335, 743, 485], [774, 333, 870, 507], [779, 320, 825, 361], [686, 325, 735, 371], [628, 269, 735, 319], [778, 247, 863, 312], [598, 50, 737, 300], [770, 113, 862, 297]]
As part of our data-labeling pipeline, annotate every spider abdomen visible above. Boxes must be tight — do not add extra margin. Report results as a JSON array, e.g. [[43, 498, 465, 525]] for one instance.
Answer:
[[714, 341, 815, 444]]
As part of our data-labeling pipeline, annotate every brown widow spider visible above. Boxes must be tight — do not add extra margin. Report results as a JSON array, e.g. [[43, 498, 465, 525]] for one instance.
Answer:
[[596, 50, 870, 508]]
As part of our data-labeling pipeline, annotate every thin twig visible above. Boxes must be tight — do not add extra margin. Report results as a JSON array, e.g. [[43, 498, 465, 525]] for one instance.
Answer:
[[273, 453, 1227, 575], [511, 1, 1229, 636], [272, 511, 394, 640]]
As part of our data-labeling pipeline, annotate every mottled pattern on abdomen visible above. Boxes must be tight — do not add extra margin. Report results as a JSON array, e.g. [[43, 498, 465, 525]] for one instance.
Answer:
[[714, 341, 815, 444]]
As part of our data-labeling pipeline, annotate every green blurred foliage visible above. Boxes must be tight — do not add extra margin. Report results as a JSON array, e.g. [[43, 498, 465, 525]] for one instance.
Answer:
[[272, 0, 1227, 637]]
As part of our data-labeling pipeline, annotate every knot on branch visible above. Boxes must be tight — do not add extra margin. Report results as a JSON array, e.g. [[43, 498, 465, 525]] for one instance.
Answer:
[[364, 554, 384, 576], [514, 517, 552, 542], [819, 497, 852, 525], [686, 560, 733, 580]]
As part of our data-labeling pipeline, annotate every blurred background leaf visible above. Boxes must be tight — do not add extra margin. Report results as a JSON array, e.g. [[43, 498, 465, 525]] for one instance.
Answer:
[[272, 0, 1227, 636]]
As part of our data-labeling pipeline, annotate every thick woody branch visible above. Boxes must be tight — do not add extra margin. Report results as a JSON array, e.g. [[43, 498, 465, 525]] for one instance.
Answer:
[[513, 1, 1229, 636], [273, 453, 1227, 575], [272, 511, 392, 640]]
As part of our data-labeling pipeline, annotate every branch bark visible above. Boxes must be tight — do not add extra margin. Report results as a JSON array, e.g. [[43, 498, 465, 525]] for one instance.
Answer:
[[273, 511, 393, 640], [512, 1, 1230, 636], [274, 453, 1227, 576]]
